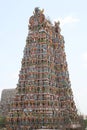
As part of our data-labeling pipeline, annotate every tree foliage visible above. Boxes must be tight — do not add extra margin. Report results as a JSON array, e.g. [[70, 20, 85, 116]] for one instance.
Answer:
[[84, 118, 87, 127], [0, 116, 6, 128]]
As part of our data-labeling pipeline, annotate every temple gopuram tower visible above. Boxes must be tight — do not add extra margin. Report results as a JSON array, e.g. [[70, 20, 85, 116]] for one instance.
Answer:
[[7, 8, 82, 130]]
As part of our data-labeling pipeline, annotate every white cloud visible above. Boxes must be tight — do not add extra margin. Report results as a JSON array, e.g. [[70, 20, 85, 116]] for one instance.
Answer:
[[73, 86, 87, 115], [10, 72, 19, 80], [82, 52, 87, 62], [82, 52, 87, 69], [54, 16, 80, 26]]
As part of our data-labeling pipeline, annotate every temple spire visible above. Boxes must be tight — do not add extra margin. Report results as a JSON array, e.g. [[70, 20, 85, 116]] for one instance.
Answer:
[[6, 8, 82, 130]]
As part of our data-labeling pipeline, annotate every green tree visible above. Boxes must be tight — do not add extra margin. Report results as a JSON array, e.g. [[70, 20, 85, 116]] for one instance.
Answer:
[[0, 116, 6, 128], [84, 118, 87, 128]]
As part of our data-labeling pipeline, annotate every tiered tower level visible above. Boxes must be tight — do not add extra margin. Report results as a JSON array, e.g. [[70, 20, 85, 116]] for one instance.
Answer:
[[7, 8, 81, 130]]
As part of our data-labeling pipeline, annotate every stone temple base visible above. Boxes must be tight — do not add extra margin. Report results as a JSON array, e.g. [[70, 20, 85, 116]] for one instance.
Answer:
[[36, 129, 60, 130]]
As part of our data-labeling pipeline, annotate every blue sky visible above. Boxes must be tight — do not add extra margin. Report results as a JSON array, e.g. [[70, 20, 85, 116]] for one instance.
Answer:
[[0, 0, 87, 115]]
